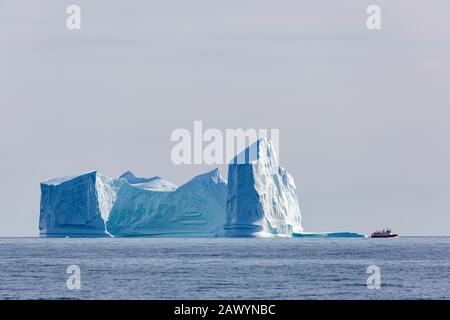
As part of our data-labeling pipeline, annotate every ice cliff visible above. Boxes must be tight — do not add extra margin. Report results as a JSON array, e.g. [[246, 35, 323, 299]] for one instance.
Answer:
[[220, 139, 303, 237], [39, 171, 119, 237]]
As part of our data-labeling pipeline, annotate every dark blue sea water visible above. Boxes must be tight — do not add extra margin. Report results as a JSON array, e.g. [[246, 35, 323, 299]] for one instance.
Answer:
[[0, 237, 449, 300]]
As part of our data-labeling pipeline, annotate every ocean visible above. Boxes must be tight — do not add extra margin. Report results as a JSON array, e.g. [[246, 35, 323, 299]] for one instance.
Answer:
[[0, 237, 449, 300]]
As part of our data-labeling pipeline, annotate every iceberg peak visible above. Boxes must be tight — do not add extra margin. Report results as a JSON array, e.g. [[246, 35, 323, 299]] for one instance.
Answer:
[[223, 139, 302, 237], [230, 138, 278, 167], [119, 171, 158, 184], [118, 171, 175, 191]]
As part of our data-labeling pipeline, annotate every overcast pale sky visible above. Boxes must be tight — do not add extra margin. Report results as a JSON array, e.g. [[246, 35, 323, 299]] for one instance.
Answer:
[[1, 1, 449, 236]]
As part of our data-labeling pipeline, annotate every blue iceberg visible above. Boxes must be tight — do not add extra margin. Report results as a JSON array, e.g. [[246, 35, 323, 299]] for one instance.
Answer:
[[220, 138, 303, 237], [39, 139, 362, 238], [40, 169, 227, 237], [292, 232, 366, 238]]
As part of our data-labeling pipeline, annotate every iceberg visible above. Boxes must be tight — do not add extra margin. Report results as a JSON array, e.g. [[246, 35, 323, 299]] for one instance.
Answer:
[[292, 232, 366, 238], [39, 171, 119, 237], [219, 138, 303, 237], [107, 169, 227, 236], [39, 139, 363, 238], [39, 169, 227, 237]]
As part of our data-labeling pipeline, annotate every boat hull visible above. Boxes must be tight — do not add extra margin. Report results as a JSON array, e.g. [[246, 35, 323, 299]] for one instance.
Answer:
[[371, 234, 398, 238]]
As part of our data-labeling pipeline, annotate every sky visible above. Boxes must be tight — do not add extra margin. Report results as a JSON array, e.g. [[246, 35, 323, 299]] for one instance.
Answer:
[[0, 0, 449, 236]]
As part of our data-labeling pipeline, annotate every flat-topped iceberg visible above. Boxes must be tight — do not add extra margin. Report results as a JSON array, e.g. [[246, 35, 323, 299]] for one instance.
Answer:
[[39, 169, 227, 237], [293, 232, 366, 238], [39, 171, 118, 237]]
